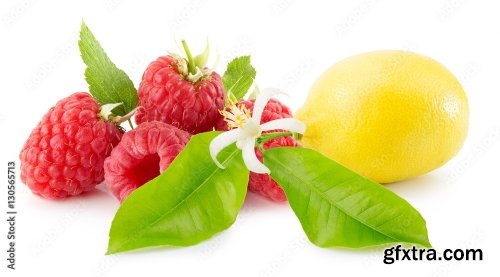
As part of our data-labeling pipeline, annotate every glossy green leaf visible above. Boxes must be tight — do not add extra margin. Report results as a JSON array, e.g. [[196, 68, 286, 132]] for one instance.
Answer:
[[107, 132, 249, 254], [79, 21, 137, 116], [264, 147, 431, 248]]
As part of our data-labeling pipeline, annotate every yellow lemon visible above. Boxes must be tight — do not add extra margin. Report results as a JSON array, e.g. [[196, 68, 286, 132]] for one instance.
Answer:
[[296, 50, 469, 183]]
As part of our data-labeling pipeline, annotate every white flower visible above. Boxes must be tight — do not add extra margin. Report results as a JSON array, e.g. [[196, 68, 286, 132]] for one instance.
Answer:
[[209, 88, 306, 174]]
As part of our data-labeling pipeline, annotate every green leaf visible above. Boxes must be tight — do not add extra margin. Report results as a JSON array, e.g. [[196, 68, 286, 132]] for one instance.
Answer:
[[264, 147, 431, 248], [78, 21, 137, 116], [107, 132, 249, 254], [222, 55, 256, 100]]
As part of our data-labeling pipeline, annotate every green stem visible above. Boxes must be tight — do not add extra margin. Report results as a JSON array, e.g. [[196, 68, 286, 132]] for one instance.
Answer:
[[256, 143, 265, 153], [256, 132, 294, 148], [292, 132, 303, 141], [127, 119, 135, 130], [181, 40, 196, 75]]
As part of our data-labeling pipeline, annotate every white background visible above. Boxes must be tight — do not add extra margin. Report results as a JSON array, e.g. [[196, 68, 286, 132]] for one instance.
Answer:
[[1, 0, 499, 276]]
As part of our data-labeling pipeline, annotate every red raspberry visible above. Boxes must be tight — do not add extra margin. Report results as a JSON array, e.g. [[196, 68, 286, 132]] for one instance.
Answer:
[[216, 98, 299, 201], [135, 55, 224, 134], [104, 121, 191, 202], [19, 92, 123, 199]]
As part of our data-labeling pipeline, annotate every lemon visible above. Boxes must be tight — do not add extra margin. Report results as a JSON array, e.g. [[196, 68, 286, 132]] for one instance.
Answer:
[[296, 50, 469, 183]]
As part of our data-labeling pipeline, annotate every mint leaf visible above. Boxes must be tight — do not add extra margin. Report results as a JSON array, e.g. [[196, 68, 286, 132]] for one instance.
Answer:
[[79, 21, 137, 116], [264, 147, 431, 248], [222, 55, 256, 100], [107, 132, 249, 254]]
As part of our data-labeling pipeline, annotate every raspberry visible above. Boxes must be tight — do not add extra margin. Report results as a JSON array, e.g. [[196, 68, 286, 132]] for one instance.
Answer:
[[104, 121, 191, 202], [216, 98, 299, 201], [19, 92, 123, 199], [135, 55, 224, 134]]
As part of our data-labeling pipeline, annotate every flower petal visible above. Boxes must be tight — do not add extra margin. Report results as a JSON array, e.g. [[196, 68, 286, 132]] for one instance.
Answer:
[[241, 138, 270, 174], [260, 118, 306, 134], [209, 129, 244, 169], [252, 88, 287, 124]]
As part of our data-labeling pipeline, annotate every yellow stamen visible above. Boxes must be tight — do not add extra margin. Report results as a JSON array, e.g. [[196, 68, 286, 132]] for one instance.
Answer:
[[219, 104, 252, 130]]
